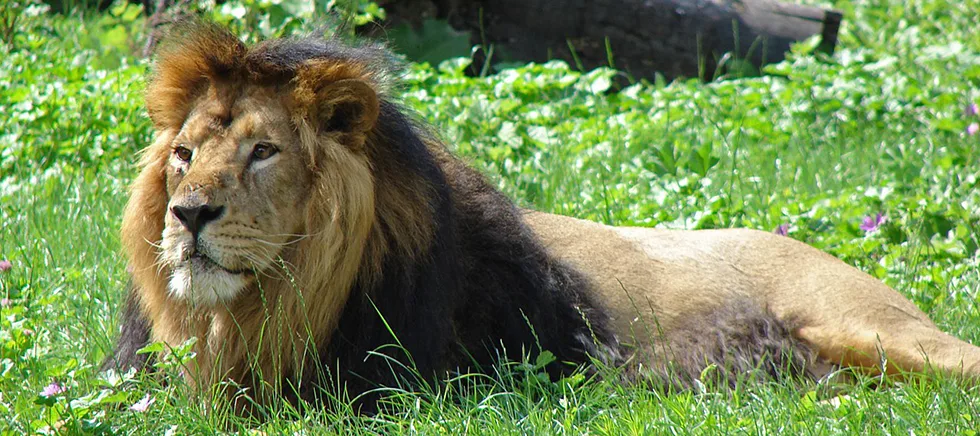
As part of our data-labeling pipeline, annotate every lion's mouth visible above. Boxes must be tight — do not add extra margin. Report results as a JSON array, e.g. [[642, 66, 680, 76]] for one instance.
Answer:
[[186, 252, 252, 276]]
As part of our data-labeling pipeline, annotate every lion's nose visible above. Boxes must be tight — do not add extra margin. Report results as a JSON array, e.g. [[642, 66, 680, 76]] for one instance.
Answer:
[[171, 204, 225, 237]]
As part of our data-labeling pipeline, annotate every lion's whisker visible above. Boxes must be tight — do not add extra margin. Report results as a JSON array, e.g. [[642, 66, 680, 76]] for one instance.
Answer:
[[261, 232, 316, 239], [249, 238, 304, 248]]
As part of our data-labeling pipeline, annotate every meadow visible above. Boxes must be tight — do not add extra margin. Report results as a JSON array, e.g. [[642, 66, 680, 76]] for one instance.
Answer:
[[2, 0, 980, 433]]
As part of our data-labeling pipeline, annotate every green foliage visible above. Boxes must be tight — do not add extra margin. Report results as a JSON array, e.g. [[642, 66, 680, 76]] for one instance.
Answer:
[[207, 0, 387, 41], [0, 5, 150, 195], [211, 0, 318, 41], [2, 0, 980, 433]]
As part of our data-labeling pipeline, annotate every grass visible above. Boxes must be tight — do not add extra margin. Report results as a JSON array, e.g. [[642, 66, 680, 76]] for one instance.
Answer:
[[2, 0, 980, 433]]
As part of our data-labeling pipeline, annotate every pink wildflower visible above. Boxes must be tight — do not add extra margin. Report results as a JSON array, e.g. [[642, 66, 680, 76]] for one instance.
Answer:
[[967, 102, 979, 117], [40, 381, 65, 397], [860, 213, 886, 233], [0, 298, 9, 307], [773, 224, 789, 236], [968, 123, 979, 136], [130, 394, 155, 412], [0, 260, 11, 272]]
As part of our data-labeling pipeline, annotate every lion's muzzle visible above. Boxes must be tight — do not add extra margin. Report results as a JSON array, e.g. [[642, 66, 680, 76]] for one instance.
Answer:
[[163, 195, 254, 305]]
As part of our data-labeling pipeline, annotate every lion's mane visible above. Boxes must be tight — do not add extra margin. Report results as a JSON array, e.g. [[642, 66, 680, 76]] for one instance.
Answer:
[[104, 21, 621, 409]]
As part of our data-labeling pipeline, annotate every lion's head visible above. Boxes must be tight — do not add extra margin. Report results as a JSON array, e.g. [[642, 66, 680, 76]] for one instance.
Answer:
[[121, 21, 444, 398]]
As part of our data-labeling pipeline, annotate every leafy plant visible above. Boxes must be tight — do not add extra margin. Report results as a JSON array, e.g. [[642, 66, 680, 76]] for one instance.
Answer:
[[385, 18, 472, 65]]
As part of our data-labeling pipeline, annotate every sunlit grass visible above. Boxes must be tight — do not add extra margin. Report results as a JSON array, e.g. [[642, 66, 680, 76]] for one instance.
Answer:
[[2, 0, 980, 433]]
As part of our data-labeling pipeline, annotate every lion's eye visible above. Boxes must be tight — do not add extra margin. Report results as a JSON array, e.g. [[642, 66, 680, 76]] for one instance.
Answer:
[[174, 145, 192, 162], [251, 142, 279, 161]]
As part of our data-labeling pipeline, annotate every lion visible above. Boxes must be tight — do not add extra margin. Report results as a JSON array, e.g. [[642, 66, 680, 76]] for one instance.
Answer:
[[103, 21, 980, 412]]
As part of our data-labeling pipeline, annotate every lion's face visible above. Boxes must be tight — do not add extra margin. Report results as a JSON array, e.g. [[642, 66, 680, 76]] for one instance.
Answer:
[[159, 88, 313, 305]]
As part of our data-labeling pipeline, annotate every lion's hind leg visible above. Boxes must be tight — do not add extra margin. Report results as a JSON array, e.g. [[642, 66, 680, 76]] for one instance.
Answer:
[[632, 299, 820, 390], [794, 316, 980, 382], [764, 255, 980, 382]]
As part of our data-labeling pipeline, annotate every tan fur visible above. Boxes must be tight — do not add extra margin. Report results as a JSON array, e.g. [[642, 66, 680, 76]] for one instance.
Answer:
[[525, 211, 980, 379]]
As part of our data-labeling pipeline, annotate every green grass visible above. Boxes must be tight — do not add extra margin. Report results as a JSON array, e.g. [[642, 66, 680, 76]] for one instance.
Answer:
[[2, 0, 980, 433]]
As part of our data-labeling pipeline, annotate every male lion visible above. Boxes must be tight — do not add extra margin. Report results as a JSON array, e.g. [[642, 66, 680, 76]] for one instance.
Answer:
[[104, 21, 980, 411]]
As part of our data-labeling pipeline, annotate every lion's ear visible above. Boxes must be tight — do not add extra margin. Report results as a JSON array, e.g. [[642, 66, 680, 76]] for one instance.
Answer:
[[314, 79, 380, 135]]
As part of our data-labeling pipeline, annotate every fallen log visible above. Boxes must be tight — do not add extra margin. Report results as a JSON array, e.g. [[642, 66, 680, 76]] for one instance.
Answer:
[[380, 0, 842, 80]]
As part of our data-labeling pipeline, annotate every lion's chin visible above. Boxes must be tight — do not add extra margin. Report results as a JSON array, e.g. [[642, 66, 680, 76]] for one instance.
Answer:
[[168, 257, 249, 306]]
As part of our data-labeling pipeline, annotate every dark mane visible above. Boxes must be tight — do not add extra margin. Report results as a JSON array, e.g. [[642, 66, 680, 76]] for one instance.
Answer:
[[316, 98, 623, 407], [245, 34, 399, 88], [289, 48, 622, 408]]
